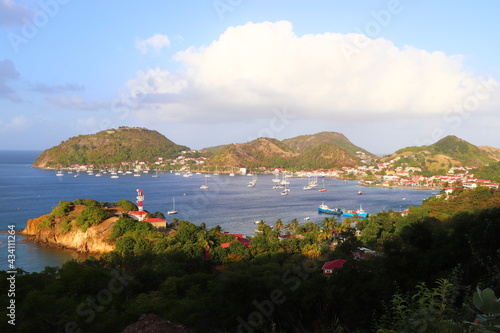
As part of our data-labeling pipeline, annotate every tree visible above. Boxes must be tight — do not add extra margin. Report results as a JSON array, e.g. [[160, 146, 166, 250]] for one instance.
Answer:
[[75, 205, 110, 231]]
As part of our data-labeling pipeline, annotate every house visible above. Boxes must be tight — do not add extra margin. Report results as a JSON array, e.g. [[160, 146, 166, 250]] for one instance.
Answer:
[[128, 211, 148, 221], [143, 217, 167, 229], [321, 259, 346, 276], [221, 234, 251, 248]]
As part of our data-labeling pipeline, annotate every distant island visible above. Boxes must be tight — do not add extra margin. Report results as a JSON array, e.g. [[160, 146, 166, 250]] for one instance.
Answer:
[[32, 127, 500, 187]]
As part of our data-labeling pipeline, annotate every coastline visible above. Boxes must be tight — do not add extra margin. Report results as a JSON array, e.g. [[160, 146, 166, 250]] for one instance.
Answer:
[[358, 183, 441, 191]]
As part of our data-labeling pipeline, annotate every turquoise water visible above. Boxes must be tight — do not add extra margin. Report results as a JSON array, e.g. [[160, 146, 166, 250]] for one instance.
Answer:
[[0, 151, 436, 272]]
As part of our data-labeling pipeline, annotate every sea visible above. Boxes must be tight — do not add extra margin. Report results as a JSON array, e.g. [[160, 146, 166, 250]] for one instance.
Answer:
[[0, 150, 437, 272]]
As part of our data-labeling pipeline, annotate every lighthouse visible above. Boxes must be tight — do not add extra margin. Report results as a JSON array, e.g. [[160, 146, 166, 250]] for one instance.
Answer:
[[136, 189, 144, 211]]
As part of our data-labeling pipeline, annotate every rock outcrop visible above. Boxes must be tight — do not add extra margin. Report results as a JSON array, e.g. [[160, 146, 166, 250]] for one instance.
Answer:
[[22, 206, 119, 253]]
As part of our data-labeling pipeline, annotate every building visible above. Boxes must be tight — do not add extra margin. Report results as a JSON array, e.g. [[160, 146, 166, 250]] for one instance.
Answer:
[[321, 259, 346, 276], [143, 217, 167, 229]]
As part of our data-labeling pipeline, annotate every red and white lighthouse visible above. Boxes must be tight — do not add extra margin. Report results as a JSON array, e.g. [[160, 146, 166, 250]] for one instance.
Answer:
[[136, 189, 144, 211]]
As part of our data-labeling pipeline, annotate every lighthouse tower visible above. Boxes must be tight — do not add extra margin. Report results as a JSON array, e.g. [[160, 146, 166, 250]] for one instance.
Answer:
[[136, 189, 144, 211]]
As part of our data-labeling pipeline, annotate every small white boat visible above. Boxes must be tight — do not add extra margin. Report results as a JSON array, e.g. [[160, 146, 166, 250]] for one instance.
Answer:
[[167, 198, 178, 215], [200, 178, 209, 189]]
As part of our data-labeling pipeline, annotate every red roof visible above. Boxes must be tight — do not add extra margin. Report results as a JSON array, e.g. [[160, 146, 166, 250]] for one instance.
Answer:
[[144, 218, 166, 223], [322, 259, 346, 271], [128, 211, 147, 216]]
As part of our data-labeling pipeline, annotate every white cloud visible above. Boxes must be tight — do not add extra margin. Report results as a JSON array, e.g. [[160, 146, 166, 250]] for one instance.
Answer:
[[0, 0, 36, 27], [125, 21, 500, 124], [0, 114, 29, 132], [135, 34, 170, 55]]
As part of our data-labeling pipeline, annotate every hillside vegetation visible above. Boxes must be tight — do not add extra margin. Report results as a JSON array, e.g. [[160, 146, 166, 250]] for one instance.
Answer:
[[6, 187, 500, 332], [207, 132, 369, 170], [387, 135, 497, 173], [32, 127, 188, 168]]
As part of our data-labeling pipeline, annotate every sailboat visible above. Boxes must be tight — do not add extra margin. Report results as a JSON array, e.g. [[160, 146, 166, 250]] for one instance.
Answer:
[[200, 177, 209, 189], [319, 179, 328, 192], [229, 167, 235, 177], [167, 198, 178, 215], [272, 173, 281, 183], [56, 167, 64, 176], [152, 168, 159, 178], [247, 174, 257, 187]]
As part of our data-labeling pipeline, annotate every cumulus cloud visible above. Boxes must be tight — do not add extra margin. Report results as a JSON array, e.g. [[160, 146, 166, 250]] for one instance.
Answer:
[[135, 34, 170, 54], [0, 59, 22, 102], [0, 0, 36, 27], [46, 94, 110, 111], [125, 21, 499, 124]]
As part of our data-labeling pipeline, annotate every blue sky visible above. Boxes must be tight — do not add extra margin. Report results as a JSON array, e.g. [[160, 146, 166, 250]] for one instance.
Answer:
[[1, 0, 499, 155]]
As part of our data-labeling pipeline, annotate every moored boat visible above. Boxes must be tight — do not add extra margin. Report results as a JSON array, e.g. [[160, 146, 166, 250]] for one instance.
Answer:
[[317, 203, 342, 215], [342, 205, 368, 218]]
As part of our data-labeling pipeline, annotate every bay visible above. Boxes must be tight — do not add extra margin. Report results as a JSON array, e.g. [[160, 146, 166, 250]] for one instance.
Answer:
[[0, 150, 436, 272]]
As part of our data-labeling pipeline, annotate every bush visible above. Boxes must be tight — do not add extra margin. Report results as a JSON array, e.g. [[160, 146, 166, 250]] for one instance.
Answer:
[[52, 201, 71, 217], [75, 205, 110, 232], [37, 215, 55, 229], [115, 200, 138, 211], [59, 217, 73, 235]]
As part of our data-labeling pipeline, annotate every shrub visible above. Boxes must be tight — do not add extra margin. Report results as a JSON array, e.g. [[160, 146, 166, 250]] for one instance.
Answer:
[[75, 205, 110, 232], [115, 200, 138, 211], [37, 215, 55, 229], [52, 201, 71, 217]]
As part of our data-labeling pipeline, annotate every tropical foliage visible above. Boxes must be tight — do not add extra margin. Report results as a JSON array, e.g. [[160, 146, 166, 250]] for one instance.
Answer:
[[4, 187, 500, 332]]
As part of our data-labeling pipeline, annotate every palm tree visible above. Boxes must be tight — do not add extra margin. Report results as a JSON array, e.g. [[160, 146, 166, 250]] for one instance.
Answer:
[[285, 218, 299, 234], [274, 219, 284, 234], [317, 229, 332, 244]]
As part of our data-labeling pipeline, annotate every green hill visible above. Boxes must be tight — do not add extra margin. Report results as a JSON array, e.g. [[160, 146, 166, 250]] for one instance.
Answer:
[[388, 135, 496, 173], [33, 127, 188, 168], [282, 131, 376, 158], [208, 137, 296, 168], [207, 133, 366, 170]]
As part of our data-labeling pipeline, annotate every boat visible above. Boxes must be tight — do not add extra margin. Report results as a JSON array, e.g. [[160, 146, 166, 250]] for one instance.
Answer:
[[319, 178, 327, 192], [200, 177, 209, 189], [56, 168, 64, 176], [358, 190, 363, 195], [110, 174, 119, 179], [229, 167, 235, 177], [247, 174, 257, 187], [342, 205, 369, 219], [272, 173, 281, 183], [317, 203, 342, 215], [167, 198, 178, 215]]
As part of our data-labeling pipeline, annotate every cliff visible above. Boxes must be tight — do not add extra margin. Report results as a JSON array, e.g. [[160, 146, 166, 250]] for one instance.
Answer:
[[21, 203, 122, 253]]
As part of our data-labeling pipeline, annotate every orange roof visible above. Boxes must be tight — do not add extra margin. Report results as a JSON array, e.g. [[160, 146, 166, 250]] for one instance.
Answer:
[[144, 218, 166, 223]]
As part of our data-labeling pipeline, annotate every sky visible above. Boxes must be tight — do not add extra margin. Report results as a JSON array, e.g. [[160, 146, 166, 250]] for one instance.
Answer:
[[1, 0, 499, 155]]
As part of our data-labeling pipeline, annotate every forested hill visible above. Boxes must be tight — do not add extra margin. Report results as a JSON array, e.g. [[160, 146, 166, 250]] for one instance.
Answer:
[[385, 135, 498, 172], [206, 132, 372, 170], [282, 131, 376, 158], [32, 127, 188, 168]]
